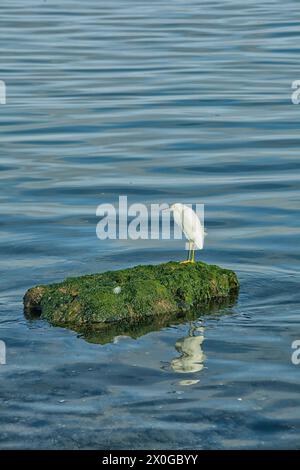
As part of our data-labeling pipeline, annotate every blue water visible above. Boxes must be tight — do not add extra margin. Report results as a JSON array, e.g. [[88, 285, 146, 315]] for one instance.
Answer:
[[1, 0, 300, 449]]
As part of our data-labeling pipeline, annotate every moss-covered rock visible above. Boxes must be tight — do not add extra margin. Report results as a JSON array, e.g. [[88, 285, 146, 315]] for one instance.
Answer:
[[24, 261, 239, 343]]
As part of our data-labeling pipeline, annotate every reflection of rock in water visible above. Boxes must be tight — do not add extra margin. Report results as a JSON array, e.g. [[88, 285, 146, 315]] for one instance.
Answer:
[[171, 325, 205, 374]]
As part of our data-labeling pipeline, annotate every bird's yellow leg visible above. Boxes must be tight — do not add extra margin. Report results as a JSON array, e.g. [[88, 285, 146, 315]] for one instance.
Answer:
[[191, 244, 195, 263], [180, 241, 193, 264]]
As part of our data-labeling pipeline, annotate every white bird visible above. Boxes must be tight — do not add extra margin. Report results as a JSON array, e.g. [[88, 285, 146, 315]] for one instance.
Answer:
[[163, 203, 206, 264]]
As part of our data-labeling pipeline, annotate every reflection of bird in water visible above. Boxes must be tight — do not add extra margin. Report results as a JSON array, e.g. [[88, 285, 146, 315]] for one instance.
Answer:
[[171, 324, 205, 374]]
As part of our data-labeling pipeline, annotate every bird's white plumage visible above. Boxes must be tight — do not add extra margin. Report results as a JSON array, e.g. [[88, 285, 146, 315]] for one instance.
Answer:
[[170, 203, 205, 249]]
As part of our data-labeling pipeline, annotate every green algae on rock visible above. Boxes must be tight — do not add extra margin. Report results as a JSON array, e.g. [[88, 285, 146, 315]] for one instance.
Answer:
[[24, 261, 239, 341], [68, 295, 238, 345]]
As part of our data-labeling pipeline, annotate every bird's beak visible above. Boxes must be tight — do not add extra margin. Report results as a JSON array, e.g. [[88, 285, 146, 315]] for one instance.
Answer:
[[161, 208, 171, 212]]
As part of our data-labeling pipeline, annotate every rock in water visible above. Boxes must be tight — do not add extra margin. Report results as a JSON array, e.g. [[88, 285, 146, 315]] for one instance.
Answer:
[[24, 261, 239, 343]]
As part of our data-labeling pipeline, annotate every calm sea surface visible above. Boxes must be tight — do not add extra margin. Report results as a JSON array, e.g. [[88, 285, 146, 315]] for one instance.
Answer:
[[1, 0, 300, 449]]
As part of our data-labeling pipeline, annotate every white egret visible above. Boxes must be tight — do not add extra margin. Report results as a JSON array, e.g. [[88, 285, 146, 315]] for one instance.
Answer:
[[163, 203, 206, 264]]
